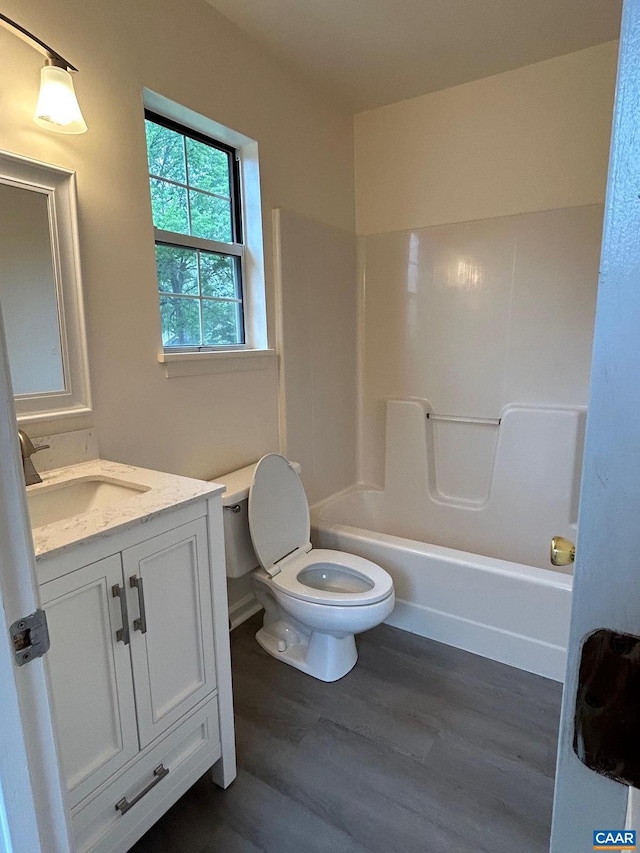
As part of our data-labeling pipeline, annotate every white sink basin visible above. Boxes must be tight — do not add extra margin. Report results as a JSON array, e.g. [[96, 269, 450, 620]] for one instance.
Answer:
[[27, 477, 151, 529]]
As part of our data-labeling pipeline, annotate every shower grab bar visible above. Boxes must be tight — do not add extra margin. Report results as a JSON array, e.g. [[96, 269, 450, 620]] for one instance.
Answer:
[[426, 413, 501, 425]]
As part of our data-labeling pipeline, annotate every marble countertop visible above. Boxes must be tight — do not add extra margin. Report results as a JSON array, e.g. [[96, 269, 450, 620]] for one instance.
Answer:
[[28, 459, 224, 560]]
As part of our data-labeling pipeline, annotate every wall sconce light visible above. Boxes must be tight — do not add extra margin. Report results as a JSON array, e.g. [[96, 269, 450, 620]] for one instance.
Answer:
[[0, 12, 87, 134]]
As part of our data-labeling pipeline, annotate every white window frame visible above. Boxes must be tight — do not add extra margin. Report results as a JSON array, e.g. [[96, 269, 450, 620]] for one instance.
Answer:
[[144, 90, 272, 378]]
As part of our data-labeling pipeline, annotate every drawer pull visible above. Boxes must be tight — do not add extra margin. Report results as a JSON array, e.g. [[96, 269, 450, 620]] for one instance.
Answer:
[[111, 585, 130, 646], [129, 574, 147, 634], [115, 764, 169, 815]]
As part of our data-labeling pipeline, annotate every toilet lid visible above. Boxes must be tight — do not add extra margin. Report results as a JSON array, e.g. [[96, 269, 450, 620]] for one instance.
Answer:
[[249, 453, 310, 573]]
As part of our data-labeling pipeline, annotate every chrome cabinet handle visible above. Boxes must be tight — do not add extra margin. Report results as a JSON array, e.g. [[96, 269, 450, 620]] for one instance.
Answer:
[[129, 575, 147, 633], [115, 764, 169, 815], [112, 584, 130, 645]]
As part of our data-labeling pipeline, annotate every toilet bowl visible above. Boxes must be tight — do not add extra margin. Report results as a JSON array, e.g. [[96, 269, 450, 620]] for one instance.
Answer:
[[244, 453, 395, 681]]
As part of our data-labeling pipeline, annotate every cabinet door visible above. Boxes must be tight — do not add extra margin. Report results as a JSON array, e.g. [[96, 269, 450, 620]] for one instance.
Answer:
[[39, 555, 139, 809], [124, 518, 216, 748]]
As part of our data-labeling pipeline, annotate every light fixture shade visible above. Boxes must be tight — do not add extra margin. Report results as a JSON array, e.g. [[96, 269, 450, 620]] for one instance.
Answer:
[[34, 64, 87, 134]]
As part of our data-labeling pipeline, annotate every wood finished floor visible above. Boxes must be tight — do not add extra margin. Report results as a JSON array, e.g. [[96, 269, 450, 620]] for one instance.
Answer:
[[131, 614, 562, 853]]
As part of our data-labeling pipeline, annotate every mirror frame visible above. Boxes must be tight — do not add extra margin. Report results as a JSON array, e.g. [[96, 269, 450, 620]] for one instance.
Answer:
[[0, 149, 92, 423]]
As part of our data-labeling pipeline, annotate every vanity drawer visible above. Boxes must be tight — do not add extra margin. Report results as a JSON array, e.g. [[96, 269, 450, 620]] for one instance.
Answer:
[[72, 697, 221, 853]]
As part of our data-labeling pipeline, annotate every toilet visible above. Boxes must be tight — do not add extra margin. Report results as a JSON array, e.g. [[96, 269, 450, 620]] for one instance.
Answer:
[[219, 453, 395, 682]]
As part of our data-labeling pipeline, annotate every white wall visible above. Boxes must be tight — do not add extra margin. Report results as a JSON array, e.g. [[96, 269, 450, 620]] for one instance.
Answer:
[[274, 209, 357, 505], [355, 41, 618, 235], [0, 11, 620, 606], [354, 43, 617, 487], [0, 0, 355, 487]]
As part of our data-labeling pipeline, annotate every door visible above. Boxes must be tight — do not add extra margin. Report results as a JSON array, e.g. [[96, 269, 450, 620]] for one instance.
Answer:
[[551, 0, 640, 848], [123, 518, 217, 747], [39, 555, 139, 809], [0, 300, 72, 850]]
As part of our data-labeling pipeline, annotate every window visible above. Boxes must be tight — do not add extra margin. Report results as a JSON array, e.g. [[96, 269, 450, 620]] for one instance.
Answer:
[[145, 111, 246, 350]]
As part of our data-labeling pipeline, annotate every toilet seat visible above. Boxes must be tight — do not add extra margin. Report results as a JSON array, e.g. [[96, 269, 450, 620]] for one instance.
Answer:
[[271, 549, 394, 607], [249, 453, 393, 608]]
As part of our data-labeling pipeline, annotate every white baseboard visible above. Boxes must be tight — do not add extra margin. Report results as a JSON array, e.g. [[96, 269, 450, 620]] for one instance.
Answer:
[[229, 593, 262, 630], [385, 598, 566, 682], [228, 592, 566, 680]]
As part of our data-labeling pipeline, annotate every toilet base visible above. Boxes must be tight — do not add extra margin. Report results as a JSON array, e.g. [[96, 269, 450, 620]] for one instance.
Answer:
[[256, 625, 358, 682]]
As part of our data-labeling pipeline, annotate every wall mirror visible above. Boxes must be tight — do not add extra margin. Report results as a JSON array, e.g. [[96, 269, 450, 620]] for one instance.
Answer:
[[0, 150, 91, 422]]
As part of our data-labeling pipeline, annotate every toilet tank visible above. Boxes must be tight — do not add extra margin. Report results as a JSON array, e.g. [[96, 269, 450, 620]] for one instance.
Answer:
[[212, 460, 301, 579], [222, 498, 258, 578]]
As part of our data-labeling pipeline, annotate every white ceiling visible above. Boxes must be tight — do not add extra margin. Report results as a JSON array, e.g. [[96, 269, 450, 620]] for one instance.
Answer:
[[204, 0, 622, 112]]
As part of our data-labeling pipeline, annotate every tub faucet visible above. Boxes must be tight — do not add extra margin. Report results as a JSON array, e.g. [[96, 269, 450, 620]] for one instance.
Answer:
[[18, 430, 50, 486]]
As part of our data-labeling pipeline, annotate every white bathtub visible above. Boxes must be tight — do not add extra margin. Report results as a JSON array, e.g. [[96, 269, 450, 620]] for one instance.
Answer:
[[311, 486, 573, 682]]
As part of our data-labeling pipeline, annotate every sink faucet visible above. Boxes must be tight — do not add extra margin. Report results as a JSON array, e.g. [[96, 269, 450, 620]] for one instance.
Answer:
[[18, 430, 50, 486]]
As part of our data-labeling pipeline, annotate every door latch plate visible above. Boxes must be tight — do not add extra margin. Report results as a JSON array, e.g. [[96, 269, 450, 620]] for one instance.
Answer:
[[574, 628, 640, 787], [10, 609, 50, 666]]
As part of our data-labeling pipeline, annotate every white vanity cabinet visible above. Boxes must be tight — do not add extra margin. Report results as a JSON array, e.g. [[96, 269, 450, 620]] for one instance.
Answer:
[[40, 554, 140, 809], [123, 518, 216, 748], [34, 486, 235, 853]]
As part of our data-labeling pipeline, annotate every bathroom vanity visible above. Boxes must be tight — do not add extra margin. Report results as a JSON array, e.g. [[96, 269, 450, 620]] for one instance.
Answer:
[[28, 459, 235, 853]]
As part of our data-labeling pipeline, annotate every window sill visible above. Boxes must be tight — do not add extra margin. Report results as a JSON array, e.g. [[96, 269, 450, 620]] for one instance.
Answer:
[[157, 348, 276, 378]]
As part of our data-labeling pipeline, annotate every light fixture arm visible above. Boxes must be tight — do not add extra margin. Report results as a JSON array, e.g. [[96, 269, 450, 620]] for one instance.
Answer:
[[0, 12, 77, 72]]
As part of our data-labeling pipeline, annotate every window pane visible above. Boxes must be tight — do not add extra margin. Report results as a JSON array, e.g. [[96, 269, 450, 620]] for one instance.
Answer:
[[189, 190, 232, 242], [160, 296, 201, 347], [202, 300, 242, 346], [147, 114, 247, 351], [186, 137, 230, 196], [155, 245, 198, 295], [145, 121, 186, 183], [150, 179, 189, 234], [199, 252, 238, 299]]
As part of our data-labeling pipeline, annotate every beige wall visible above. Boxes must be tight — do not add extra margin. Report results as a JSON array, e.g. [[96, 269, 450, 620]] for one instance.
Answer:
[[0, 10, 620, 506], [0, 0, 355, 483], [355, 41, 618, 236], [274, 209, 357, 505]]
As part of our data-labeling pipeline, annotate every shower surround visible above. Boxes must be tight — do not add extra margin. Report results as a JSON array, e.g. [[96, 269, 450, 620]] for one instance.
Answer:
[[312, 203, 603, 681], [359, 204, 602, 488]]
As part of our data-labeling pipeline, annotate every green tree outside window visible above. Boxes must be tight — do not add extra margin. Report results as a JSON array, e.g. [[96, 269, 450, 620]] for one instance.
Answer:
[[145, 116, 244, 348]]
